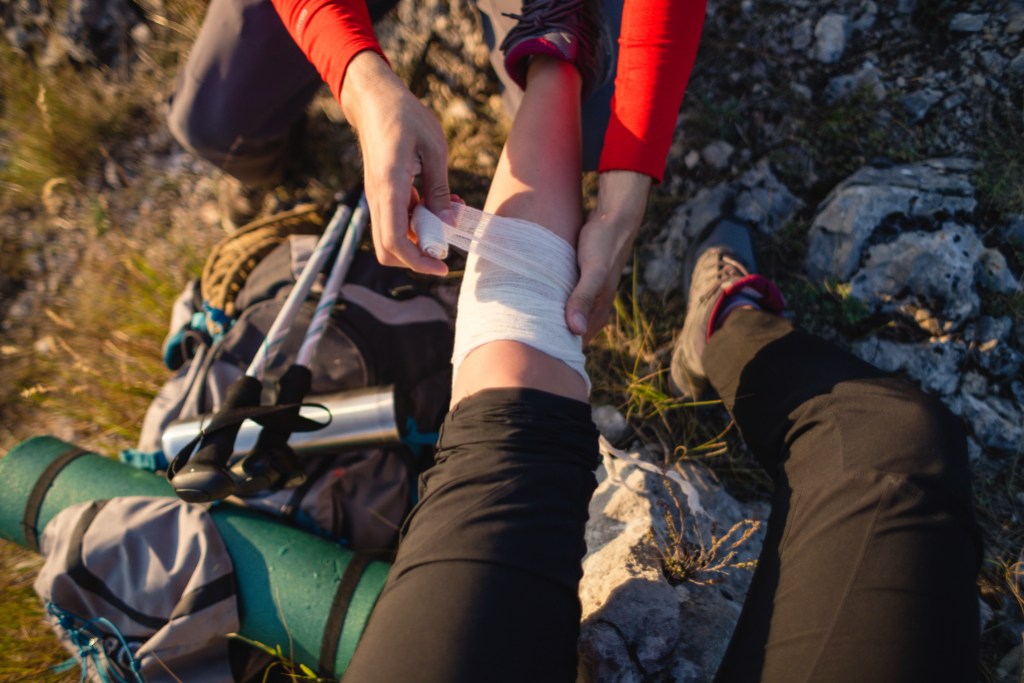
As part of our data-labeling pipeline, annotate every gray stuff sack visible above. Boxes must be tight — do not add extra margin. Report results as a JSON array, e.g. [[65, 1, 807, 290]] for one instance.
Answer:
[[34, 496, 238, 683]]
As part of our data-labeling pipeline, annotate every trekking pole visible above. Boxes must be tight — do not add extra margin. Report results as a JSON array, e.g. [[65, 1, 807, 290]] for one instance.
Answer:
[[296, 195, 369, 368], [246, 200, 357, 379], [234, 196, 371, 494], [168, 197, 359, 503]]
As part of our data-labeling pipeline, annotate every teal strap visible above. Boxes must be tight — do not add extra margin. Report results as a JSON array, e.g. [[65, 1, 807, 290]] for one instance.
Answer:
[[118, 449, 168, 472], [46, 602, 145, 683], [202, 303, 233, 339], [401, 417, 438, 449]]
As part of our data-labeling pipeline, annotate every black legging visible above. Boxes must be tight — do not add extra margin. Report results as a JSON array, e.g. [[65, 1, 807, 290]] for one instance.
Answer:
[[343, 310, 981, 682]]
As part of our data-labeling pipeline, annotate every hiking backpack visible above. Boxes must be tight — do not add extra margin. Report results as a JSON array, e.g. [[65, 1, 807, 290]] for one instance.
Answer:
[[133, 202, 456, 551]]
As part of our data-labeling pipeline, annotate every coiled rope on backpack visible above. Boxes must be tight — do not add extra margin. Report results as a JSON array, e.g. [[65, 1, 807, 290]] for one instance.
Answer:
[[200, 203, 324, 332]]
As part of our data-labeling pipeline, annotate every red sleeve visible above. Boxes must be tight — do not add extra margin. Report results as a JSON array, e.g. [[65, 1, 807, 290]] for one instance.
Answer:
[[270, 0, 388, 102], [598, 0, 707, 182]]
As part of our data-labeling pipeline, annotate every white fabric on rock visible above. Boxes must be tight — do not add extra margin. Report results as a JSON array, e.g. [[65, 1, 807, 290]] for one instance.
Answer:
[[411, 204, 589, 392]]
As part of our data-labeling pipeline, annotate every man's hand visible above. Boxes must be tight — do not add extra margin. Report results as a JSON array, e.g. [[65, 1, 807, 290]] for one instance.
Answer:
[[566, 170, 653, 343], [340, 51, 450, 275]]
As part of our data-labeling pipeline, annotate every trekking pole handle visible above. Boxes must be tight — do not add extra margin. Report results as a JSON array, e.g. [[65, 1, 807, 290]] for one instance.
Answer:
[[246, 201, 354, 379], [295, 195, 369, 368]]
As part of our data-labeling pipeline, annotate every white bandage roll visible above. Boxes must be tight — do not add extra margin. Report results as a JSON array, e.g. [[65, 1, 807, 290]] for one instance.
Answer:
[[410, 205, 449, 260], [412, 204, 589, 393]]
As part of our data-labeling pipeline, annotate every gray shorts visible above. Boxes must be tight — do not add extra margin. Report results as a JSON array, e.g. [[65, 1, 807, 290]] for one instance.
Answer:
[[167, 0, 622, 185]]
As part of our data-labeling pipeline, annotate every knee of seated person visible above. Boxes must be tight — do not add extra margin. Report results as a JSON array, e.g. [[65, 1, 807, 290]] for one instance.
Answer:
[[843, 377, 970, 486], [167, 98, 235, 163]]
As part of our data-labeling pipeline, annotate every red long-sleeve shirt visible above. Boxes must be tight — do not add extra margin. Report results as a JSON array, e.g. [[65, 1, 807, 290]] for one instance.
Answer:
[[269, 0, 706, 181]]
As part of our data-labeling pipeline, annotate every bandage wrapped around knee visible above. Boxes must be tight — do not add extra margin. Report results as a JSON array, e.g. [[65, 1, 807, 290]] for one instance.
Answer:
[[412, 204, 589, 392]]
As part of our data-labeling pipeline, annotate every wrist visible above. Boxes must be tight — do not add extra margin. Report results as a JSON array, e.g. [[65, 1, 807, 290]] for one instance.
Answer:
[[593, 170, 653, 234], [339, 50, 395, 124]]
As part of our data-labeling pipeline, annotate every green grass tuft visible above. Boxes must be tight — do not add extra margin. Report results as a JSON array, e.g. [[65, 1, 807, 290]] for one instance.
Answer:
[[0, 46, 152, 208], [974, 101, 1024, 219]]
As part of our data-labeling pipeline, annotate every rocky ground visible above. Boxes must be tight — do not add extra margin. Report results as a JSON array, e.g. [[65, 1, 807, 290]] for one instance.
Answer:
[[1, 0, 1022, 681]]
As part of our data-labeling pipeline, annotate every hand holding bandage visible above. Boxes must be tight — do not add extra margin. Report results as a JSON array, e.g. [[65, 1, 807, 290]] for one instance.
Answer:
[[411, 204, 590, 393]]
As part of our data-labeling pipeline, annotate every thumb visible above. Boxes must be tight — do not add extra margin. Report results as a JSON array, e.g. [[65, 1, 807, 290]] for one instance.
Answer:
[[566, 266, 604, 336], [419, 147, 453, 224]]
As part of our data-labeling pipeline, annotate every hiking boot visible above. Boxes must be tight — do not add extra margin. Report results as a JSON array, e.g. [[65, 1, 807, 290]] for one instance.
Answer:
[[499, 0, 610, 97], [669, 218, 785, 399], [219, 175, 270, 233]]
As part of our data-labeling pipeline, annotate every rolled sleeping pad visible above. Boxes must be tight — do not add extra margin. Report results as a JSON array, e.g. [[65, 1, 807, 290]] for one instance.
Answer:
[[0, 435, 390, 679]]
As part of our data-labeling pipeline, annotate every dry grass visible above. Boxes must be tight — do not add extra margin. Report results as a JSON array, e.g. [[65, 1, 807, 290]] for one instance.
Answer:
[[0, 541, 74, 683], [656, 484, 761, 586], [0, 49, 148, 209], [13, 250, 202, 449]]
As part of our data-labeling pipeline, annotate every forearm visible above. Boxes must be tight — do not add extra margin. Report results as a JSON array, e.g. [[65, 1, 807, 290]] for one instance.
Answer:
[[269, 0, 386, 101], [451, 58, 589, 406], [599, 0, 708, 181]]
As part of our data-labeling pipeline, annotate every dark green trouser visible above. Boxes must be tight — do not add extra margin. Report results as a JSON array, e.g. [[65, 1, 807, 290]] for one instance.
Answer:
[[342, 310, 980, 682], [708, 311, 980, 682]]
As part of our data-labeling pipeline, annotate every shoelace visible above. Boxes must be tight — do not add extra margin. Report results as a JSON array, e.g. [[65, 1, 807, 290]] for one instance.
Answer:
[[503, 0, 597, 42], [697, 253, 749, 305]]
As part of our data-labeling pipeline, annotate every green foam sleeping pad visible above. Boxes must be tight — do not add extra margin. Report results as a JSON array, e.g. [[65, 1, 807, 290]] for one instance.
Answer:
[[0, 435, 390, 678]]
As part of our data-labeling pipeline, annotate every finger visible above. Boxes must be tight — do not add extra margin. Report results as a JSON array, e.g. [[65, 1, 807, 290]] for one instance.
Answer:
[[566, 263, 607, 337], [406, 186, 422, 245], [366, 189, 387, 263], [366, 188, 403, 268], [418, 137, 453, 225], [379, 177, 448, 275], [584, 296, 614, 345]]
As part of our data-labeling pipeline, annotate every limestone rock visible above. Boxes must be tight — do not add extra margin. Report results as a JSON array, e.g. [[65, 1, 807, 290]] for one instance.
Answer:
[[701, 140, 735, 171], [823, 62, 886, 104], [792, 19, 813, 51], [1, 0, 50, 55], [579, 452, 765, 682], [790, 82, 813, 101], [644, 161, 801, 293], [949, 13, 987, 33], [852, 337, 967, 396], [901, 89, 943, 123], [592, 405, 630, 444], [976, 249, 1021, 295], [851, 2, 878, 32], [814, 13, 850, 64], [805, 159, 977, 282], [966, 437, 983, 463], [848, 223, 984, 328], [1009, 1, 1024, 33], [643, 254, 686, 296], [975, 341, 1022, 380], [969, 317, 1023, 379], [1012, 381, 1024, 407], [972, 316, 1013, 346], [945, 392, 1024, 452], [643, 184, 728, 294], [732, 160, 805, 235], [1010, 53, 1024, 80], [47, 0, 144, 67]]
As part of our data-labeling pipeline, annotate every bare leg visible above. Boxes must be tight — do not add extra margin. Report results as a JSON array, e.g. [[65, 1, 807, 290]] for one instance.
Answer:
[[451, 56, 588, 406], [343, 56, 599, 683]]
